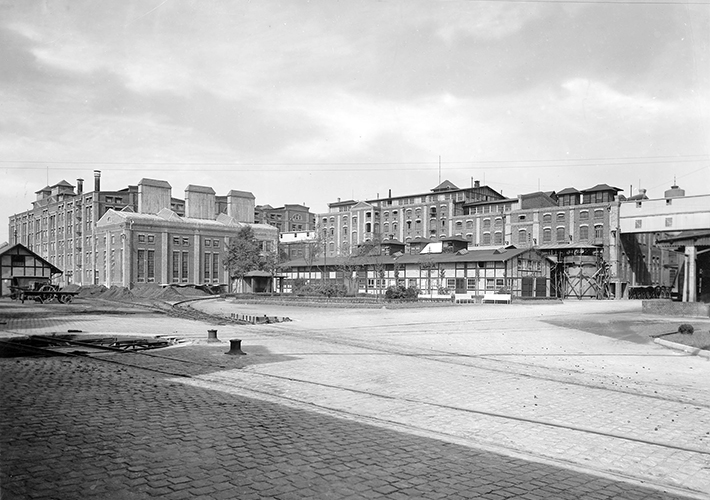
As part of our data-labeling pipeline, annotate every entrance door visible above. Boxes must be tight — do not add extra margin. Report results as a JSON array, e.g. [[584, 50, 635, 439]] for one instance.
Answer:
[[521, 277, 534, 297], [535, 277, 547, 298]]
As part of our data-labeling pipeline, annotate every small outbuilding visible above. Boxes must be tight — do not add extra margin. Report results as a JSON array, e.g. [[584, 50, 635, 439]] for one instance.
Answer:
[[0, 243, 63, 298]]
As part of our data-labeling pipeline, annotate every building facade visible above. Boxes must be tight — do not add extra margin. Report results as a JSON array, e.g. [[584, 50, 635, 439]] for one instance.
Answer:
[[254, 204, 316, 233], [280, 245, 551, 300], [318, 180, 506, 257], [8, 173, 277, 289]]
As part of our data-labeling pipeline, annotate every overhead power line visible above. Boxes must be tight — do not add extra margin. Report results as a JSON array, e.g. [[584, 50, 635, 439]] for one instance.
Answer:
[[1, 155, 708, 172]]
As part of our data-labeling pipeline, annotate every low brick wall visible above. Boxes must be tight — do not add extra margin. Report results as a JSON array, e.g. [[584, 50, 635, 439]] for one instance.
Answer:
[[642, 299, 710, 318]]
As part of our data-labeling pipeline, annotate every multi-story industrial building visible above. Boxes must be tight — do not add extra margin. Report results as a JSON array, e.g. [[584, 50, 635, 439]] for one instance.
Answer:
[[254, 204, 316, 233], [308, 179, 703, 300], [7, 173, 278, 290], [319, 180, 506, 256]]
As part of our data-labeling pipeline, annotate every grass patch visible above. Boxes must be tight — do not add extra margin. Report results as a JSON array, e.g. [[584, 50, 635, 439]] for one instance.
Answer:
[[660, 329, 710, 350]]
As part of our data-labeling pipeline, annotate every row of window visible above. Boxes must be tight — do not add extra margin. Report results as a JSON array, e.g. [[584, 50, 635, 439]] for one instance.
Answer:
[[136, 250, 222, 283]]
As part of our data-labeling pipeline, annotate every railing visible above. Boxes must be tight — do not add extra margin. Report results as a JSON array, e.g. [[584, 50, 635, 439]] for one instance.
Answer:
[[628, 286, 671, 299]]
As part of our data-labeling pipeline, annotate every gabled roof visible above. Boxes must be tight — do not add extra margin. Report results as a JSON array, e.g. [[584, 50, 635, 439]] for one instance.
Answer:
[[556, 187, 580, 195], [407, 236, 431, 244], [582, 184, 622, 193], [0, 243, 62, 275], [52, 180, 74, 188], [35, 185, 51, 194], [442, 236, 469, 243], [432, 180, 459, 192], [351, 201, 375, 210], [139, 178, 172, 189], [185, 185, 216, 194], [227, 190, 255, 199]]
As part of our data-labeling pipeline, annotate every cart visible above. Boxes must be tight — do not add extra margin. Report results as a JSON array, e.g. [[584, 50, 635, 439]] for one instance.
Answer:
[[9, 279, 78, 304]]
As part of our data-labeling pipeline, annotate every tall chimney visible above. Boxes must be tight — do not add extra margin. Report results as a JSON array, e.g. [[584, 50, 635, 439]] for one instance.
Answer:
[[77, 178, 84, 196], [94, 170, 101, 192]]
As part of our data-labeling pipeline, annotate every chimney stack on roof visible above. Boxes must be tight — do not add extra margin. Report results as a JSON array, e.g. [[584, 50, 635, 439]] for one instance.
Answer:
[[77, 178, 84, 196], [94, 170, 101, 192]]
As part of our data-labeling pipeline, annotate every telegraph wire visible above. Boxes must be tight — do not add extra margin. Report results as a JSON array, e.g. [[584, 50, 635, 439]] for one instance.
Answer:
[[1, 156, 708, 172]]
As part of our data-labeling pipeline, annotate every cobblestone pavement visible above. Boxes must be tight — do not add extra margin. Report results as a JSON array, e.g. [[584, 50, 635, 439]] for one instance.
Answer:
[[0, 350, 701, 500], [1, 298, 709, 499]]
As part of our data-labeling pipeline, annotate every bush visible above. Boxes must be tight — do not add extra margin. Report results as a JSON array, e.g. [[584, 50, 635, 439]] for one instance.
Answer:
[[293, 280, 347, 298], [678, 324, 695, 335], [385, 285, 419, 301]]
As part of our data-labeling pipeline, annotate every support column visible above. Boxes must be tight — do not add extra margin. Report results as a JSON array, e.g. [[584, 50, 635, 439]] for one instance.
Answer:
[[686, 245, 697, 302]]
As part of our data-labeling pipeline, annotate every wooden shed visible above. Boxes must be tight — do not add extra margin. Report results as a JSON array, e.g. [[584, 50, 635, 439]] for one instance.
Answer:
[[0, 243, 62, 298]]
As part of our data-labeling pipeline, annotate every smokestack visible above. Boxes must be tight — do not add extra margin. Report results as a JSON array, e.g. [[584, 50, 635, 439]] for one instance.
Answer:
[[474, 180, 480, 188], [77, 178, 84, 196], [388, 189, 392, 198], [94, 170, 101, 192]]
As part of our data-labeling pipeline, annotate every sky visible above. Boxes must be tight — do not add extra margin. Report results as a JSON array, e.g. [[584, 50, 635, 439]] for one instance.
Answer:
[[1, 0, 709, 244]]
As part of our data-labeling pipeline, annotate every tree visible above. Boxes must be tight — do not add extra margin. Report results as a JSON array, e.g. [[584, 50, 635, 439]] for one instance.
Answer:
[[261, 249, 284, 295], [225, 226, 262, 293]]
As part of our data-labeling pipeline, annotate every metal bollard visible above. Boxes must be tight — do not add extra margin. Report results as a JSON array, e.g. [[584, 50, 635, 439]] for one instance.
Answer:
[[207, 329, 219, 342], [225, 339, 246, 355]]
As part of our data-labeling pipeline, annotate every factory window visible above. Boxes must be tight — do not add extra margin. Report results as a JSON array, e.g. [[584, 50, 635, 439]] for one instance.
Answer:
[[556, 227, 565, 242], [181, 252, 189, 282], [146, 250, 155, 282], [172, 252, 180, 282], [579, 225, 589, 240], [212, 253, 219, 281]]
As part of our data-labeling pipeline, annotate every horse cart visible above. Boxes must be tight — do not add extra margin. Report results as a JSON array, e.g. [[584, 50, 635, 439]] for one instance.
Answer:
[[9, 278, 78, 304]]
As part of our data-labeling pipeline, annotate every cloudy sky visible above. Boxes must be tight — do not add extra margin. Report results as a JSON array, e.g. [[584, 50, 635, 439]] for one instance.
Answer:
[[1, 0, 708, 243]]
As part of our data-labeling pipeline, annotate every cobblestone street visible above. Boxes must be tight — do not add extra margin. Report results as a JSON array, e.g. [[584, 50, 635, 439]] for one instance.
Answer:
[[1, 298, 709, 499]]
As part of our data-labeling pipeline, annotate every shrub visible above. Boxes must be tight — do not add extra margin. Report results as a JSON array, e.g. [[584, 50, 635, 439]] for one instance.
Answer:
[[293, 280, 347, 298], [385, 285, 419, 301], [678, 324, 695, 335]]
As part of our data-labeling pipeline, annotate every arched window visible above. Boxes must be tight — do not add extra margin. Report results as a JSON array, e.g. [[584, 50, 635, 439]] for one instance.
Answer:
[[579, 225, 589, 240], [556, 226, 566, 242], [543, 213, 551, 223], [482, 232, 491, 245], [518, 229, 527, 244], [494, 232, 503, 244], [543, 228, 552, 243]]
